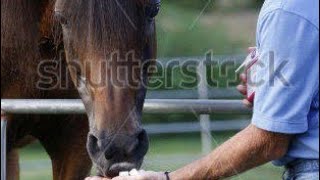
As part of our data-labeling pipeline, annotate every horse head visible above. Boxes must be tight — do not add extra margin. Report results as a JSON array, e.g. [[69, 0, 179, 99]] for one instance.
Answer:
[[54, 0, 159, 177]]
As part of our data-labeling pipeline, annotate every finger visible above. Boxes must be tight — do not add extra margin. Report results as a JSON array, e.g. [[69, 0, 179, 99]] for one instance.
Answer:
[[237, 85, 247, 95], [240, 73, 247, 83], [129, 169, 139, 176], [113, 176, 141, 180], [112, 177, 127, 180], [247, 47, 257, 53], [85, 177, 97, 180], [243, 99, 253, 108], [85, 177, 105, 180]]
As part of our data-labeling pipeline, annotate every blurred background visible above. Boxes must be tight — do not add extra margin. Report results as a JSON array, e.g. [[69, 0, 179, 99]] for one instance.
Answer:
[[19, 0, 284, 179]]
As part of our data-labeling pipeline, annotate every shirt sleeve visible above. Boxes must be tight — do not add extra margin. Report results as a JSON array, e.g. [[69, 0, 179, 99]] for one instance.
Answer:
[[252, 9, 319, 134]]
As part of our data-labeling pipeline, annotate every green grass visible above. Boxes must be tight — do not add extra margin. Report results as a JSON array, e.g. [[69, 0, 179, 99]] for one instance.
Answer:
[[19, 132, 283, 180], [19, 144, 52, 180]]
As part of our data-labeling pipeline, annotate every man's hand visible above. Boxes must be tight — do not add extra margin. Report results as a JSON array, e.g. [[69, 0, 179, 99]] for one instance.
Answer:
[[85, 176, 110, 180], [236, 73, 253, 108], [85, 170, 166, 180], [112, 170, 166, 180], [236, 47, 257, 108]]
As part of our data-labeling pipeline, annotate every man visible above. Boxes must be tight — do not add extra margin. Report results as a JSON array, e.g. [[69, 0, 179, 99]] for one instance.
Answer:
[[87, 0, 319, 179]]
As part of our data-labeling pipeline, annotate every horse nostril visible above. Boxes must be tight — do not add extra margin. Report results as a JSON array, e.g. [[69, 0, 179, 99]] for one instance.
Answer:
[[88, 134, 98, 145], [87, 134, 100, 155], [137, 130, 148, 144], [136, 129, 149, 157], [104, 145, 117, 160]]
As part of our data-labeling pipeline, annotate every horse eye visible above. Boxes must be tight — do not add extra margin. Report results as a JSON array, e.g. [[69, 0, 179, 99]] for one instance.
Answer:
[[54, 12, 69, 26]]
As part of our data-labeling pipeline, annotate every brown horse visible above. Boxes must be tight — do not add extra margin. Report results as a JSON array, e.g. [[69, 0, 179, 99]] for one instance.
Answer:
[[1, 0, 158, 179]]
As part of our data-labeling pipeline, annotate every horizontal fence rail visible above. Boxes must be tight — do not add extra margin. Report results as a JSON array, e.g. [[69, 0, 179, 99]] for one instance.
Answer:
[[1, 99, 251, 114]]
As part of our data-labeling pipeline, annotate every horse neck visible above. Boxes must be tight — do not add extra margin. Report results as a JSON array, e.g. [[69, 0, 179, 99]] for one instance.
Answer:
[[1, 0, 60, 98]]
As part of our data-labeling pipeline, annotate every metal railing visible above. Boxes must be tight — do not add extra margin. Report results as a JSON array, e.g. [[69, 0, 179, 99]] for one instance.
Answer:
[[1, 99, 251, 180], [1, 99, 250, 114]]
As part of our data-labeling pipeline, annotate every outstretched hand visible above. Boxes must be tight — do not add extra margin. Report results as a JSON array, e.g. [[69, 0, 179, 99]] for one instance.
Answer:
[[85, 176, 111, 180], [112, 170, 166, 180], [85, 170, 166, 180]]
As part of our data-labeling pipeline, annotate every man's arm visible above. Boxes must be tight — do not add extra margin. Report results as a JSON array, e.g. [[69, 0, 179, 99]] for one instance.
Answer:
[[89, 118, 292, 180], [169, 124, 291, 180]]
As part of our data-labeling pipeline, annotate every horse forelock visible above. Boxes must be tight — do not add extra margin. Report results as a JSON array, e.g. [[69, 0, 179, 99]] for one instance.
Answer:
[[56, 0, 147, 55]]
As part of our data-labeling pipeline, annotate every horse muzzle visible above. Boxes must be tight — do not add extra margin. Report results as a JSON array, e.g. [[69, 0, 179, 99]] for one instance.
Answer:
[[86, 129, 149, 177]]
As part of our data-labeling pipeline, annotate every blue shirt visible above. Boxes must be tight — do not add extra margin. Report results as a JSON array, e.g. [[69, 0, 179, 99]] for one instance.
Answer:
[[252, 0, 319, 166]]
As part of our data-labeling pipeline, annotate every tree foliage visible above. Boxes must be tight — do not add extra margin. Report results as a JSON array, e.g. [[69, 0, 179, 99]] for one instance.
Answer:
[[163, 0, 264, 11]]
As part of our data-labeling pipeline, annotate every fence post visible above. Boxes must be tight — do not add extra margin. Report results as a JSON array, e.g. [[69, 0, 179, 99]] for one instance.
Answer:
[[198, 57, 212, 155], [1, 111, 7, 180]]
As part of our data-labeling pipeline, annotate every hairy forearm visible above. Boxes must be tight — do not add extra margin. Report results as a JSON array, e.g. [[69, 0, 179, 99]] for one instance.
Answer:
[[169, 125, 291, 180]]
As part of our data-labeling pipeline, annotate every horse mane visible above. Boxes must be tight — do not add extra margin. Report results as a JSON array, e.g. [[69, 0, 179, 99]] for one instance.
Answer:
[[1, 0, 39, 52], [1, 0, 47, 91]]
